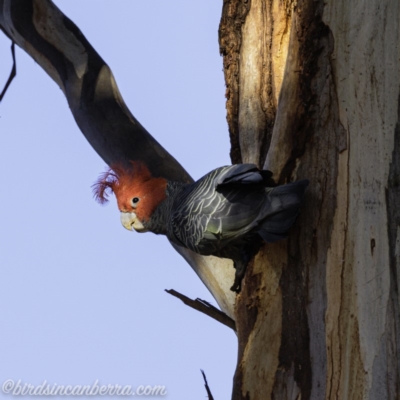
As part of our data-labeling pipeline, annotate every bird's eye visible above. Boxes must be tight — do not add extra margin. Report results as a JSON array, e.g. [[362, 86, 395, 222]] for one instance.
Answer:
[[131, 197, 140, 208]]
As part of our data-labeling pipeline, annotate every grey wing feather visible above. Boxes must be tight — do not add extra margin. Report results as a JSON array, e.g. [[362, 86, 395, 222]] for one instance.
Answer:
[[170, 167, 225, 252], [216, 164, 273, 186], [170, 165, 267, 253], [169, 165, 307, 253], [257, 179, 309, 242]]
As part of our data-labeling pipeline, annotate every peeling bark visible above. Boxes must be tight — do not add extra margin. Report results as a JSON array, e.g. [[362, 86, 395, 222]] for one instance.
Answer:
[[219, 0, 294, 167], [221, 0, 400, 398], [233, 245, 283, 399], [219, 0, 250, 164]]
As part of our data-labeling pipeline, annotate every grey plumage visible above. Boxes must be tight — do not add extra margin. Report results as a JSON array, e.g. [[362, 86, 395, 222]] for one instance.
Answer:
[[148, 164, 309, 292], [99, 162, 309, 292]]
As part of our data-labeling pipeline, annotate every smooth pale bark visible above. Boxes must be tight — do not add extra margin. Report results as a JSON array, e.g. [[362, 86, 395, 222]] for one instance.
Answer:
[[0, 0, 236, 319], [220, 0, 400, 398], [323, 2, 400, 398]]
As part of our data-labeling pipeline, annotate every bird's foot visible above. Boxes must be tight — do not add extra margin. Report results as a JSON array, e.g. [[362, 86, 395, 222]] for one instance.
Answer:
[[230, 257, 249, 293], [230, 275, 242, 293], [230, 246, 259, 293]]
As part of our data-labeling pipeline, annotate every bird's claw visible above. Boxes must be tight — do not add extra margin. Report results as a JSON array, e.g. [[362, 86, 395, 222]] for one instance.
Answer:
[[230, 278, 241, 293]]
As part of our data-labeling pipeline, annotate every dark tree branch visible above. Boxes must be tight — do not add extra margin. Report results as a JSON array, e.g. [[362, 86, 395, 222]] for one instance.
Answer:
[[0, 0, 237, 317], [0, 0, 190, 181], [165, 289, 236, 331], [0, 41, 16, 102], [201, 370, 215, 400]]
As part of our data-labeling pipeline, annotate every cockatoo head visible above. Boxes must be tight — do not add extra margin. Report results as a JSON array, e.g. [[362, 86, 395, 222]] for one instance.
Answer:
[[93, 161, 167, 232]]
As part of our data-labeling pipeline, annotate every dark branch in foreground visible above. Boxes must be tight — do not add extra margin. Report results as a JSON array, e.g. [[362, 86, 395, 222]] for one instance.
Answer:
[[201, 370, 215, 400], [165, 289, 236, 331], [0, 41, 16, 102], [0, 0, 237, 320], [0, 0, 190, 181]]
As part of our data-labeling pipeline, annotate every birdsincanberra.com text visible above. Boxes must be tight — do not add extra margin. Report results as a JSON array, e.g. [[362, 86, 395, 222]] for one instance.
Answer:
[[2, 379, 167, 396]]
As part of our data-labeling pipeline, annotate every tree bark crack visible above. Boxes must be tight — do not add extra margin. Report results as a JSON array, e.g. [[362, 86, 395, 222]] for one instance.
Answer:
[[334, 126, 350, 400], [219, 0, 251, 164]]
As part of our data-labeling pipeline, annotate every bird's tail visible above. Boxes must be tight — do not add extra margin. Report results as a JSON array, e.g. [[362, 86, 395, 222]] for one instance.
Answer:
[[258, 179, 309, 243]]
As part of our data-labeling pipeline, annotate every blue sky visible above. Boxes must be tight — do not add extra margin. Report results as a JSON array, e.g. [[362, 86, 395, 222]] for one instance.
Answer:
[[0, 1, 237, 399]]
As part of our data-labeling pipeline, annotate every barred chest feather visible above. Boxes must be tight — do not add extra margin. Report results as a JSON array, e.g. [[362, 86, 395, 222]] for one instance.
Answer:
[[142, 181, 187, 239]]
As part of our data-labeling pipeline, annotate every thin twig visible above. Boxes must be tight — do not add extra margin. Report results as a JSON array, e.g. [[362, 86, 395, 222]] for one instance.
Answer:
[[165, 289, 236, 331], [201, 370, 215, 400], [0, 41, 16, 102]]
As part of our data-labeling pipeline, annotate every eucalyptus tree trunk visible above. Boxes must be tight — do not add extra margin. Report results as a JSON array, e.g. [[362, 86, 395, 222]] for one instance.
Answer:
[[1, 0, 399, 399], [220, 0, 400, 398]]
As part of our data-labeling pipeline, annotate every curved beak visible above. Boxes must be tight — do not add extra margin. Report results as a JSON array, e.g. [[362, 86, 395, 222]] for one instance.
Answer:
[[120, 212, 147, 232]]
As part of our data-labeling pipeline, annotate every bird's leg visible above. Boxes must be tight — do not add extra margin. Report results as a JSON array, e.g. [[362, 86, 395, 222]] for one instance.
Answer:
[[230, 239, 263, 293], [230, 250, 253, 293]]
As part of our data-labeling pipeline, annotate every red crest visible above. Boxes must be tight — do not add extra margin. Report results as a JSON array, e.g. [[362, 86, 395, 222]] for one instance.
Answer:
[[93, 161, 167, 221]]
